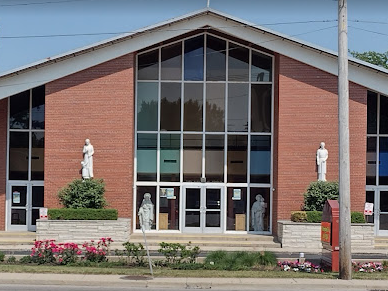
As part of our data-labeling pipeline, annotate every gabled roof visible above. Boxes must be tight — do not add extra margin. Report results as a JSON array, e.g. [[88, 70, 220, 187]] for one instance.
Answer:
[[0, 8, 387, 99]]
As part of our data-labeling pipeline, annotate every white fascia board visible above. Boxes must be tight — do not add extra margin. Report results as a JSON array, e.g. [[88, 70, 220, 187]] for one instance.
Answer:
[[0, 13, 211, 100]]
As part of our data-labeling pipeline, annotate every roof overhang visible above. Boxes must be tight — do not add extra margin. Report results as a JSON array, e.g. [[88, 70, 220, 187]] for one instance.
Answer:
[[0, 8, 387, 100]]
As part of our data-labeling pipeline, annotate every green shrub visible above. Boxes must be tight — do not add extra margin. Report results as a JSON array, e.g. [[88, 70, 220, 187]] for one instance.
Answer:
[[48, 208, 117, 220], [306, 211, 322, 223], [351, 212, 365, 223], [204, 250, 276, 270], [122, 242, 146, 266], [158, 242, 201, 265], [0, 251, 4, 262], [58, 178, 106, 209], [19, 255, 32, 264], [291, 211, 307, 222], [303, 181, 339, 211], [6, 256, 16, 264], [257, 251, 277, 266]]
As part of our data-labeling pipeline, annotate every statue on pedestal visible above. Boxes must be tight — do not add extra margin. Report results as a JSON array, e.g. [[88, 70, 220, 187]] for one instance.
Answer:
[[251, 194, 267, 232], [81, 138, 94, 179], [138, 193, 154, 231], [316, 142, 328, 181]]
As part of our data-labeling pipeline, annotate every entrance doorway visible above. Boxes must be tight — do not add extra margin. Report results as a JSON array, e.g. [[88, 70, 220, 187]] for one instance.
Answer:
[[366, 189, 388, 236], [183, 185, 223, 233], [7, 183, 44, 231]]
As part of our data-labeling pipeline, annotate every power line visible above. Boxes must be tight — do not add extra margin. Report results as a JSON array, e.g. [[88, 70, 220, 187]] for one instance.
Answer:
[[348, 26, 388, 37], [0, 0, 94, 7], [0, 21, 338, 39]]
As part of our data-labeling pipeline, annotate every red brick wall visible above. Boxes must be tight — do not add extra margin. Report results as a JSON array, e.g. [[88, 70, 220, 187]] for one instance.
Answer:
[[0, 99, 7, 230], [273, 55, 367, 234], [45, 54, 134, 219]]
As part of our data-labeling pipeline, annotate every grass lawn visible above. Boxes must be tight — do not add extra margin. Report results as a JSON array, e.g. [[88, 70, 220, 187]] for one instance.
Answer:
[[0, 264, 387, 280]]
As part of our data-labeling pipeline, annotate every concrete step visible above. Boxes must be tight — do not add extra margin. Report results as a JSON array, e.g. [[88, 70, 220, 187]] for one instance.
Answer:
[[129, 233, 276, 242], [127, 233, 281, 251], [0, 232, 36, 245], [374, 236, 388, 249]]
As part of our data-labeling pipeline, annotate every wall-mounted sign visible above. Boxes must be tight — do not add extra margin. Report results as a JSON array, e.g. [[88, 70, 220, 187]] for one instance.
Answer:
[[160, 188, 176, 200], [39, 208, 48, 220], [364, 202, 374, 216], [321, 221, 331, 243], [12, 191, 20, 204], [232, 189, 241, 200]]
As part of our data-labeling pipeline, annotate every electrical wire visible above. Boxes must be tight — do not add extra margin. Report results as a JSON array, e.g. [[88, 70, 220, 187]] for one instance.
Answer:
[[0, 0, 95, 7]]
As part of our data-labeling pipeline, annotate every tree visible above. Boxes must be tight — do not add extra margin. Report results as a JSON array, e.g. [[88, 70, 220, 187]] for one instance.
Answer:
[[350, 50, 388, 69]]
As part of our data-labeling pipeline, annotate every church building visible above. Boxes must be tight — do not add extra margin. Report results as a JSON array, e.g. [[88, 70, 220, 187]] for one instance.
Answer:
[[0, 8, 387, 236]]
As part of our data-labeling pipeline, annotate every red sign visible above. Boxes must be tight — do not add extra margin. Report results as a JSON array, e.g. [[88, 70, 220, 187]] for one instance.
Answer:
[[321, 221, 331, 243]]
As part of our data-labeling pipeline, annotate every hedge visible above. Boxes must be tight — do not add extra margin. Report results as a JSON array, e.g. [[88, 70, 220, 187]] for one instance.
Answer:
[[48, 208, 118, 220], [291, 211, 365, 223]]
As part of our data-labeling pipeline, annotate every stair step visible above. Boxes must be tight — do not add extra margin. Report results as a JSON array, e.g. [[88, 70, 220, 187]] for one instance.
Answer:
[[129, 234, 276, 242]]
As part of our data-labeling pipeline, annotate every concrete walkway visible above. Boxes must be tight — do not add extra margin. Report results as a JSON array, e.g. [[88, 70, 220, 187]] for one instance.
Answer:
[[0, 273, 387, 290]]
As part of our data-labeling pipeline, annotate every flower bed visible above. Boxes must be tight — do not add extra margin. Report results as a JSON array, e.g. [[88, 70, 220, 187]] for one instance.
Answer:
[[278, 260, 324, 273], [352, 261, 385, 272]]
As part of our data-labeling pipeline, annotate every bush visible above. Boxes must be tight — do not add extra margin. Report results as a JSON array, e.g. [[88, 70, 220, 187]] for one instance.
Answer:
[[48, 208, 118, 220], [58, 179, 106, 209], [6, 256, 17, 264], [291, 211, 307, 222], [158, 242, 201, 265], [122, 242, 146, 266], [0, 251, 4, 262], [19, 255, 32, 264], [351, 212, 366, 223], [303, 181, 339, 211], [306, 211, 322, 223], [204, 250, 276, 270]]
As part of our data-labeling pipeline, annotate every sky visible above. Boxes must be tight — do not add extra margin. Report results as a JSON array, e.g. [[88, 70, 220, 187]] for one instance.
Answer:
[[0, 0, 387, 74]]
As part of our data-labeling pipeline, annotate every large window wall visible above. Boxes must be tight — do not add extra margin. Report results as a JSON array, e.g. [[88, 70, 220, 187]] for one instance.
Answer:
[[135, 33, 273, 233], [7, 86, 45, 230]]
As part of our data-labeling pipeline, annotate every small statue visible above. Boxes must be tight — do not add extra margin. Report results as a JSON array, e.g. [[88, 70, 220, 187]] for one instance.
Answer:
[[81, 138, 94, 179], [138, 193, 154, 231], [251, 194, 267, 232], [316, 142, 328, 181]]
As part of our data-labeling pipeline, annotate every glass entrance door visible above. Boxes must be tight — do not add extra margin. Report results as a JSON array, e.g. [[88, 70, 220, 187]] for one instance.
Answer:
[[377, 190, 388, 236], [8, 183, 44, 231], [183, 186, 223, 233]]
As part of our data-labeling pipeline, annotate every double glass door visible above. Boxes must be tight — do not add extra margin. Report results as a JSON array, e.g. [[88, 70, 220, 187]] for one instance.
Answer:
[[183, 186, 223, 233], [366, 189, 388, 236], [8, 183, 44, 231]]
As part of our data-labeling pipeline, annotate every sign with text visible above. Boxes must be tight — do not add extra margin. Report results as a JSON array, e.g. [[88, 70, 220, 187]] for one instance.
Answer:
[[364, 202, 373, 216], [39, 208, 48, 220], [321, 221, 331, 243]]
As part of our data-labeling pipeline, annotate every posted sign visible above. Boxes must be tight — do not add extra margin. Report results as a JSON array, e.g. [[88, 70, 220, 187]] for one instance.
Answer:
[[364, 202, 373, 216], [39, 208, 48, 220], [321, 221, 331, 243]]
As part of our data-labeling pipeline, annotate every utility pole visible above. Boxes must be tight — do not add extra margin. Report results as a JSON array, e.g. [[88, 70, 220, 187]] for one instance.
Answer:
[[338, 0, 352, 280], [207, 0, 210, 8]]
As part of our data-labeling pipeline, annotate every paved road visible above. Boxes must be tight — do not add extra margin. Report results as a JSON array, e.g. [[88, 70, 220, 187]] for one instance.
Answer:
[[0, 285, 383, 291]]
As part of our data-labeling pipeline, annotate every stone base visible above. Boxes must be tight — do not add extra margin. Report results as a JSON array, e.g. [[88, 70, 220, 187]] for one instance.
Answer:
[[277, 220, 375, 250], [36, 218, 131, 243]]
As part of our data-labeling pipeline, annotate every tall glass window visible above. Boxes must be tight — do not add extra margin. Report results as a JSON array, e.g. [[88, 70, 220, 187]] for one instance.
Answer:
[[136, 33, 273, 232], [8, 86, 45, 181]]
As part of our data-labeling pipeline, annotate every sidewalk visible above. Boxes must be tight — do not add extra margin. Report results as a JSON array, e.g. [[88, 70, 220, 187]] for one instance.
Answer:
[[0, 272, 387, 290]]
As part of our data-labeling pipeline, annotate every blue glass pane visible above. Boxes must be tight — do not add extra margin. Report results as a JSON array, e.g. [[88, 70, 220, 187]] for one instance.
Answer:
[[250, 136, 271, 183], [137, 82, 158, 131], [184, 35, 204, 81], [137, 134, 157, 181], [160, 134, 180, 182], [32, 86, 45, 129], [379, 137, 388, 185]]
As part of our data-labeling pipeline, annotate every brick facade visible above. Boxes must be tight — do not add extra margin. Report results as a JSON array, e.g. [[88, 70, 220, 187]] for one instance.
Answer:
[[273, 55, 367, 235], [45, 53, 135, 218], [0, 99, 7, 230]]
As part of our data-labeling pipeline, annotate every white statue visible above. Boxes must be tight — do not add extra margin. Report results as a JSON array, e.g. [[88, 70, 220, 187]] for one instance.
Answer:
[[316, 142, 328, 181], [251, 194, 267, 232], [81, 138, 94, 179], [138, 193, 154, 231]]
